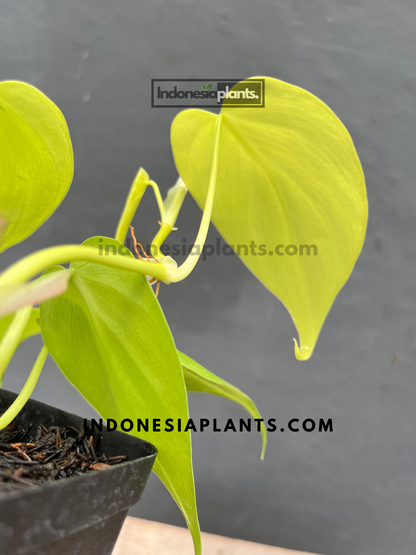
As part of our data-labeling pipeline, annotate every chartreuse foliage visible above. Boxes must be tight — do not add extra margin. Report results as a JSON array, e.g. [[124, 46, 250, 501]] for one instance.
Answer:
[[0, 78, 368, 555], [39, 240, 201, 553], [179, 351, 267, 459], [171, 77, 368, 360], [0, 81, 73, 252]]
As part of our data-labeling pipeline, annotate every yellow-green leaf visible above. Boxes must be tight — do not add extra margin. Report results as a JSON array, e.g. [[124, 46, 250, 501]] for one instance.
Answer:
[[0, 81, 73, 252], [0, 216, 7, 251], [171, 77, 367, 360], [40, 239, 201, 555], [180, 351, 267, 459]]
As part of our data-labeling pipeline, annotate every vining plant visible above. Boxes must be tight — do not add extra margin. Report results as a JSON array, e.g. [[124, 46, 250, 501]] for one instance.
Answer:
[[0, 77, 367, 554]]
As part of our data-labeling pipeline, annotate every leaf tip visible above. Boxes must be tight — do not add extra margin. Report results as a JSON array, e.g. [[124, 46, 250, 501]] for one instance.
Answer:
[[293, 338, 313, 361]]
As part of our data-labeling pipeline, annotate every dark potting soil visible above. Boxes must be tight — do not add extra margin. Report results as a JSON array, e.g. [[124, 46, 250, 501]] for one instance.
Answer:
[[0, 421, 127, 496]]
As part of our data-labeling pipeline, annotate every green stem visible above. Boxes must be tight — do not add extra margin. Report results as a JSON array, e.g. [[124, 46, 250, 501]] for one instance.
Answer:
[[169, 115, 223, 283], [0, 244, 170, 288], [0, 345, 48, 430], [148, 180, 166, 223], [151, 224, 173, 257], [0, 305, 32, 385], [0, 124, 220, 293]]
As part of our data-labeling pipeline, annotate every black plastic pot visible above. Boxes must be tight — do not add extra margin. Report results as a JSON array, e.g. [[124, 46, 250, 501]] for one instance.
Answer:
[[0, 389, 157, 555]]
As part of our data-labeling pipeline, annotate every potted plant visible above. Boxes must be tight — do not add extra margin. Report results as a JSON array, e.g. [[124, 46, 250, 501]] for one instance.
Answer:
[[0, 77, 367, 555], [0, 389, 157, 555]]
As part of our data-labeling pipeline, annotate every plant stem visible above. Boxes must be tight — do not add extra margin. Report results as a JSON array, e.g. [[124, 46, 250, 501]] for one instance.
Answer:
[[0, 305, 32, 385], [0, 345, 48, 430], [0, 244, 170, 289], [0, 121, 220, 292], [151, 224, 172, 257], [169, 115, 223, 283], [148, 180, 166, 223]]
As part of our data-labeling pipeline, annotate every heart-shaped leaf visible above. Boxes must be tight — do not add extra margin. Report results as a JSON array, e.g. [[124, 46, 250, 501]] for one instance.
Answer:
[[171, 77, 367, 359], [180, 351, 267, 459], [0, 81, 73, 252], [40, 238, 201, 554]]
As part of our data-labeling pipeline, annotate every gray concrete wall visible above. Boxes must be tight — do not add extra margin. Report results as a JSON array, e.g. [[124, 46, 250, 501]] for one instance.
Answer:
[[1, 1, 415, 554]]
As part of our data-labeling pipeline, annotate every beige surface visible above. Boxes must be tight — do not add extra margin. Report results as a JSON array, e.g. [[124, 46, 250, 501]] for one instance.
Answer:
[[113, 517, 321, 555]]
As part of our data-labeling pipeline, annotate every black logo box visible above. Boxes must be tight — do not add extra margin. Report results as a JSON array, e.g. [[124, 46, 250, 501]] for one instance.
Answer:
[[151, 79, 265, 108]]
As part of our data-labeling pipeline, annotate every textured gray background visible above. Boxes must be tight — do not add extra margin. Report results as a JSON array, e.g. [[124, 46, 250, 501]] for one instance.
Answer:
[[1, 1, 416, 554]]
